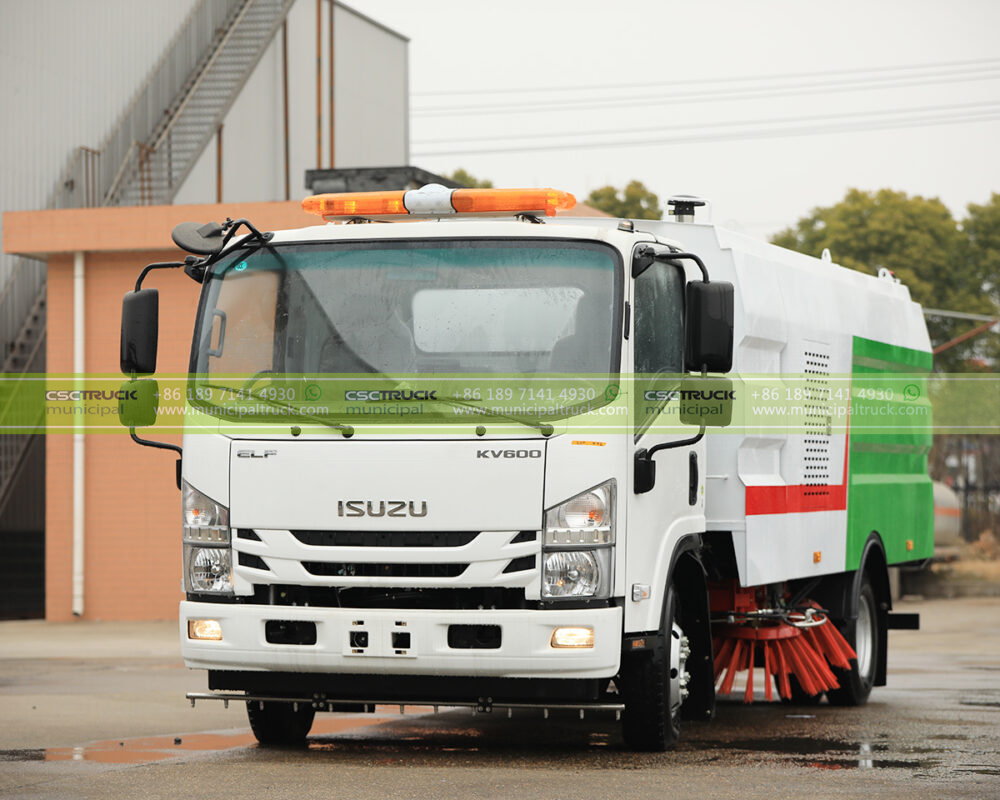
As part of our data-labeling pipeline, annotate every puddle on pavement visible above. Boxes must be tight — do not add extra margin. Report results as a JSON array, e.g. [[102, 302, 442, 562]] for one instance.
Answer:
[[0, 714, 397, 764], [683, 735, 948, 772], [685, 736, 887, 755], [796, 757, 940, 770]]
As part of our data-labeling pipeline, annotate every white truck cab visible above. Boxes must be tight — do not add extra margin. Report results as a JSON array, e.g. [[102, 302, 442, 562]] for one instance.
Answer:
[[120, 186, 932, 750]]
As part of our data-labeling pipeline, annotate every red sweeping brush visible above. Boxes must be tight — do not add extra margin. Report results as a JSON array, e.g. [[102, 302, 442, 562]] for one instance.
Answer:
[[713, 611, 856, 703]]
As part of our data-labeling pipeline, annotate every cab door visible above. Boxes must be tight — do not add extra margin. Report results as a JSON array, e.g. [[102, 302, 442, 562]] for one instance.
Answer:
[[623, 253, 707, 634]]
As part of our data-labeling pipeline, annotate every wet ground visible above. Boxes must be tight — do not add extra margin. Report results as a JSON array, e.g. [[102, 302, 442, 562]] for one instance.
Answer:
[[1, 597, 998, 799]]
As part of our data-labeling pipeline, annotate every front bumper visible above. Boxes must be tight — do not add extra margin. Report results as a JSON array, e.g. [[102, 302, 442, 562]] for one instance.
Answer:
[[180, 601, 622, 679]]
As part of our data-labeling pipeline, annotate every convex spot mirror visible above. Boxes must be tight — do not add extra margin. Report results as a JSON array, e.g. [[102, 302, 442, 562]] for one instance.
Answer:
[[685, 281, 734, 373], [120, 289, 159, 375], [678, 377, 734, 428], [118, 379, 158, 428], [171, 221, 224, 255]]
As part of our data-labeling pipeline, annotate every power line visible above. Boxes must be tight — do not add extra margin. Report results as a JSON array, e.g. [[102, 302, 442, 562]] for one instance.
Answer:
[[412, 108, 1000, 158], [412, 56, 1000, 97], [413, 66, 1000, 117], [413, 100, 1000, 146]]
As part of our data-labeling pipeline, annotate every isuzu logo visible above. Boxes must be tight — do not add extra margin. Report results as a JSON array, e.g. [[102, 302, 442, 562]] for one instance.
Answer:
[[337, 500, 428, 518], [476, 449, 542, 459]]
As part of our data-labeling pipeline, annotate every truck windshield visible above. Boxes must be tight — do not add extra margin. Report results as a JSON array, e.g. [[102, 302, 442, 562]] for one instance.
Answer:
[[193, 239, 622, 378]]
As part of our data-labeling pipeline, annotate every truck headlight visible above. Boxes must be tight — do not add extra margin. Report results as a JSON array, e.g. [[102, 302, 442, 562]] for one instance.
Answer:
[[182, 481, 232, 594], [183, 481, 229, 541], [544, 480, 615, 546], [542, 480, 615, 599], [185, 546, 233, 593]]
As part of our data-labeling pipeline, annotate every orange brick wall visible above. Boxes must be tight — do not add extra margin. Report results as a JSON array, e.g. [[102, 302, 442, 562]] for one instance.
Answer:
[[46, 251, 200, 620], [0, 201, 315, 620]]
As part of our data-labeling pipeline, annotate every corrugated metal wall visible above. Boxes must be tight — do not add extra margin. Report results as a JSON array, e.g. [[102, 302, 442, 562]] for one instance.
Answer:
[[0, 0, 199, 285], [1, 0, 409, 281]]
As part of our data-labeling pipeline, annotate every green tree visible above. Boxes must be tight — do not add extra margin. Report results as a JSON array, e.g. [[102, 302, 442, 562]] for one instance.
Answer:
[[771, 188, 999, 371], [447, 168, 493, 188], [955, 192, 1000, 366], [963, 193, 1000, 313], [587, 180, 663, 220]]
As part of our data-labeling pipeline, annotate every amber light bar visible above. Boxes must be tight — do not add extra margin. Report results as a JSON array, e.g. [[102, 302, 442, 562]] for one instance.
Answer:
[[301, 183, 576, 221]]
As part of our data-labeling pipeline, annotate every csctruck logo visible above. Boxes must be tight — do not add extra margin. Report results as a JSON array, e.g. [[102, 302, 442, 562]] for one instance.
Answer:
[[476, 449, 542, 459], [46, 390, 137, 401], [345, 389, 438, 401], [337, 500, 428, 518], [643, 389, 736, 401]]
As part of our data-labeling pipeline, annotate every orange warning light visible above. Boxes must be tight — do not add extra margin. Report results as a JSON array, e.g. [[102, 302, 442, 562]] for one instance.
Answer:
[[301, 184, 576, 220]]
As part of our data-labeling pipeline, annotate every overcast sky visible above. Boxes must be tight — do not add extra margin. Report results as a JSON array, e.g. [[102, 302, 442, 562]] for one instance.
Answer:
[[347, 0, 999, 239]]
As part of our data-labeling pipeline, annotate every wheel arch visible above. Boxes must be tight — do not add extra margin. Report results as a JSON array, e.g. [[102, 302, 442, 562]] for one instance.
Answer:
[[807, 531, 891, 686], [670, 544, 716, 721]]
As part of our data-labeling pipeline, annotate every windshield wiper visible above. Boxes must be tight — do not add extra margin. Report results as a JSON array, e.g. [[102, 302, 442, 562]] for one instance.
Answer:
[[433, 395, 554, 437], [191, 381, 354, 437]]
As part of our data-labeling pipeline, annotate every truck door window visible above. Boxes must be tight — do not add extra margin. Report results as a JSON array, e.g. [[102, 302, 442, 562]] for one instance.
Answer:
[[633, 262, 684, 431], [198, 269, 279, 374]]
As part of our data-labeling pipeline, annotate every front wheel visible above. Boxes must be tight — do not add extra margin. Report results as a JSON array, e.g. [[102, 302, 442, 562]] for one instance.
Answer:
[[246, 700, 315, 746], [826, 573, 880, 706], [620, 584, 689, 751]]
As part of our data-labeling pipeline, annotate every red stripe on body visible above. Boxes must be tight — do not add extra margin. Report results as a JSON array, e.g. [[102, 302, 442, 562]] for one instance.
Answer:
[[745, 483, 846, 515], [745, 387, 852, 517]]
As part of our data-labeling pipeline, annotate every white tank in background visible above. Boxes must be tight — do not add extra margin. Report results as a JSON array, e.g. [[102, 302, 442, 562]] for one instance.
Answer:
[[933, 481, 962, 546]]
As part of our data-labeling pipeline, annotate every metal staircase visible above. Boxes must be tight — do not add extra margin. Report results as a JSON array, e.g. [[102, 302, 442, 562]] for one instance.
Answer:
[[0, 261, 46, 515], [1, 0, 294, 520], [56, 0, 294, 209], [110, 0, 294, 206]]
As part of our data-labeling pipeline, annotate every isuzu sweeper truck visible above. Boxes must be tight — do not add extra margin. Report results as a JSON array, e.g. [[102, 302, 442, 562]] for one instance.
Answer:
[[119, 185, 932, 750]]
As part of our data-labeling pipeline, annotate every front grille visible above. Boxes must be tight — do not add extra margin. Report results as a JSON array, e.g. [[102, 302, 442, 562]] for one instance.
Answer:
[[238, 552, 269, 571], [502, 555, 536, 574], [302, 561, 468, 579], [291, 530, 481, 548], [251, 584, 528, 610]]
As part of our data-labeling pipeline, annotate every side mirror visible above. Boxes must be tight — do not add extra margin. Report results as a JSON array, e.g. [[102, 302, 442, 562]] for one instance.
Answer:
[[172, 221, 224, 255], [118, 379, 158, 428], [678, 377, 734, 428], [685, 281, 734, 373], [120, 289, 159, 375], [634, 449, 656, 495]]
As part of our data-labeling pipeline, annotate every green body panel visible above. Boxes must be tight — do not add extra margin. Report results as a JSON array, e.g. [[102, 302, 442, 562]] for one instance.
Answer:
[[846, 336, 934, 569]]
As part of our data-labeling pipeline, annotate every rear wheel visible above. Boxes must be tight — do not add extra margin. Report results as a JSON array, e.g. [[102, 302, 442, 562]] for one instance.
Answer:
[[826, 573, 880, 706], [621, 584, 688, 751], [246, 700, 315, 746]]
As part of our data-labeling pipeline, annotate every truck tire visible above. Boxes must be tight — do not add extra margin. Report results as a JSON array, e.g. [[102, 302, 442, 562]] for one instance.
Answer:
[[246, 700, 315, 746], [826, 573, 880, 706], [620, 583, 686, 751]]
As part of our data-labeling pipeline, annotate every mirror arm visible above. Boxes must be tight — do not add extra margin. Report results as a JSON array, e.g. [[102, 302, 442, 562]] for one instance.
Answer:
[[180, 218, 274, 284], [221, 217, 274, 248], [130, 429, 182, 490], [130, 429, 182, 456], [634, 247, 711, 282], [645, 423, 706, 459], [135, 261, 185, 292], [633, 423, 706, 495]]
